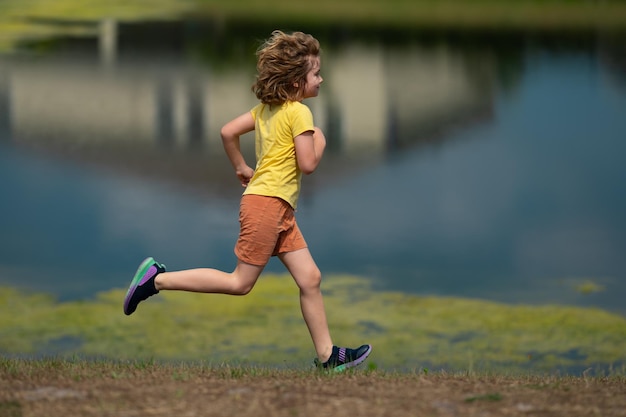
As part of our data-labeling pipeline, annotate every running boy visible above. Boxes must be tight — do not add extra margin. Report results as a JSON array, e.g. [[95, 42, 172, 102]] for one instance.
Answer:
[[123, 30, 371, 371]]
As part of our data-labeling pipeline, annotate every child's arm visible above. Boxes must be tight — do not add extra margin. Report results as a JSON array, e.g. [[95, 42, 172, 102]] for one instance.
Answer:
[[294, 127, 326, 175], [221, 112, 256, 187]]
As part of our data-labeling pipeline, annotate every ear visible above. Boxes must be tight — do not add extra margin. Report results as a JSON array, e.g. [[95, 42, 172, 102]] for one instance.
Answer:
[[293, 82, 299, 88]]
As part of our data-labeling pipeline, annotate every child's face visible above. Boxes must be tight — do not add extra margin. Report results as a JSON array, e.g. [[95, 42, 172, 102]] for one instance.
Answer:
[[302, 56, 323, 99]]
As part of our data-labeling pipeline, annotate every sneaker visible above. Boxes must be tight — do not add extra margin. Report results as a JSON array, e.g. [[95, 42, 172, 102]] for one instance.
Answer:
[[314, 344, 372, 372], [123, 257, 166, 316]]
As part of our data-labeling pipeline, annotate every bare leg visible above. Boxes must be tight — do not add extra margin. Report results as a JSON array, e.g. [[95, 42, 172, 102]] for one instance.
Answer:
[[154, 260, 265, 296], [279, 248, 333, 362]]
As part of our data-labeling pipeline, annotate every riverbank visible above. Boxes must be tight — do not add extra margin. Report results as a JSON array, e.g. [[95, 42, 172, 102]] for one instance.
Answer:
[[2, 274, 625, 374], [191, 0, 626, 30], [2, 358, 625, 417], [2, 0, 626, 52]]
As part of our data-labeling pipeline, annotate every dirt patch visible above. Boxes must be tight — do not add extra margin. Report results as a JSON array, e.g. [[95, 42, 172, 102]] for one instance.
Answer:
[[1, 360, 625, 417]]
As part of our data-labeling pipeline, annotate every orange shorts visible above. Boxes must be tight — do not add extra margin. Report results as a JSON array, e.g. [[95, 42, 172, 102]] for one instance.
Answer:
[[234, 194, 307, 266]]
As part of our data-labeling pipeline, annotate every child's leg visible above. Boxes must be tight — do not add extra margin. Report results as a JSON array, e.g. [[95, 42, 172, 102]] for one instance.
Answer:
[[155, 260, 265, 295], [279, 248, 333, 362]]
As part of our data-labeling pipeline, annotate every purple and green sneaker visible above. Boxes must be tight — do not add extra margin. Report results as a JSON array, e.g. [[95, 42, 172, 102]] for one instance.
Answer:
[[314, 344, 372, 372], [123, 257, 166, 316]]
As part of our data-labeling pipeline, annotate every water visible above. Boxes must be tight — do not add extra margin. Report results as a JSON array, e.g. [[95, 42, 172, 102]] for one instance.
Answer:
[[1, 21, 625, 315]]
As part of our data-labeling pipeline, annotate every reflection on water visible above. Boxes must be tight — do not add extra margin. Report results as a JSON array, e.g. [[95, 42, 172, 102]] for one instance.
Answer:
[[0, 20, 625, 316]]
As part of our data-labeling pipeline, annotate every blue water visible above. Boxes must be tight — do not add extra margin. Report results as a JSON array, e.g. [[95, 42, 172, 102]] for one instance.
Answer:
[[299, 51, 626, 312], [1, 40, 625, 316]]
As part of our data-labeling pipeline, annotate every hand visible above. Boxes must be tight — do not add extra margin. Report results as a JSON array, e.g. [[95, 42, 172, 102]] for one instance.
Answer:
[[236, 165, 255, 187]]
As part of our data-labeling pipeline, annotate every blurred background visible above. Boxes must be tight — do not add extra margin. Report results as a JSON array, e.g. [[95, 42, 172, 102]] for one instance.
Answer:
[[1, 0, 625, 318]]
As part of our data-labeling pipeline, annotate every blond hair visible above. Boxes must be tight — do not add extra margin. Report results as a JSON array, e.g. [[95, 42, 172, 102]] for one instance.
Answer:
[[252, 30, 321, 105]]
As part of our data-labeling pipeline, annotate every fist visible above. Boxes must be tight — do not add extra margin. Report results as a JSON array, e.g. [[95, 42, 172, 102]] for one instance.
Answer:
[[237, 166, 255, 187]]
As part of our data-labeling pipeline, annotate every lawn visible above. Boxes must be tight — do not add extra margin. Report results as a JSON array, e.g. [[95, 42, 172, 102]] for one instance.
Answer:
[[2, 358, 626, 417], [2, 0, 626, 51]]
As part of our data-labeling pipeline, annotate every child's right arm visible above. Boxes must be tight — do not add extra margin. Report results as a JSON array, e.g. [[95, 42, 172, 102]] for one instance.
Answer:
[[221, 112, 255, 187]]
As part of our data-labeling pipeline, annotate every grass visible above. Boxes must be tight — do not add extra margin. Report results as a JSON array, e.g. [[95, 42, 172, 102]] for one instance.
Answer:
[[2, 357, 625, 417], [2, 0, 626, 52], [191, 0, 626, 30], [2, 273, 625, 413]]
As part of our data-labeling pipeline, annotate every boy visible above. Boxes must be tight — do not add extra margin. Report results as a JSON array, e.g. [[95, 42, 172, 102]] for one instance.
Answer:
[[124, 30, 371, 371]]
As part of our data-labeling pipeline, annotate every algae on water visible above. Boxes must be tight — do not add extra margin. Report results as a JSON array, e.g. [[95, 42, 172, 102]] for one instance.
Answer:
[[1, 274, 625, 374]]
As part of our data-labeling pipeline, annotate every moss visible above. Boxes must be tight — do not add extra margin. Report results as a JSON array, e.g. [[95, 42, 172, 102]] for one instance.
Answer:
[[1, 274, 625, 373]]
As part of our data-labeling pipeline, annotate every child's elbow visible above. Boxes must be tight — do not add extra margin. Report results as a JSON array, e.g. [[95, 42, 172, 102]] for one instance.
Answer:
[[298, 160, 318, 175], [220, 122, 241, 143], [220, 125, 230, 142]]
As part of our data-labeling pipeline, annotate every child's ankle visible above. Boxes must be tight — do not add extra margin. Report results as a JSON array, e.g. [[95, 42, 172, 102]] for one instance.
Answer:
[[154, 274, 164, 291], [318, 345, 335, 363]]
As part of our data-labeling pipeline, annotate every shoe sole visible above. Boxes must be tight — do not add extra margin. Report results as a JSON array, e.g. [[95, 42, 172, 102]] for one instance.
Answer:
[[333, 345, 373, 373], [123, 257, 155, 315]]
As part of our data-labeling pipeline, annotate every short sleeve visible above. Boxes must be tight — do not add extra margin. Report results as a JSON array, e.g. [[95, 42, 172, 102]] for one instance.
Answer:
[[290, 103, 314, 138], [250, 103, 263, 121]]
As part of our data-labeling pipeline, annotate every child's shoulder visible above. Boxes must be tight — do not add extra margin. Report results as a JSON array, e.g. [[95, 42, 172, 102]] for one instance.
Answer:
[[285, 100, 312, 114], [252, 101, 312, 118]]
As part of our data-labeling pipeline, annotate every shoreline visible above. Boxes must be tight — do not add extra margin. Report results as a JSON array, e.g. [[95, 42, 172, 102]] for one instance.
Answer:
[[2, 1, 626, 52]]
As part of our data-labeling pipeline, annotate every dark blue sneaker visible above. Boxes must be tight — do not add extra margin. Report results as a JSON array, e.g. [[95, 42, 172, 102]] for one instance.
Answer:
[[314, 344, 372, 372], [123, 257, 166, 316]]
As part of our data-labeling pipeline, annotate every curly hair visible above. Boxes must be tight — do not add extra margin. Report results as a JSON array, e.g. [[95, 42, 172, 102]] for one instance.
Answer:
[[252, 30, 321, 106]]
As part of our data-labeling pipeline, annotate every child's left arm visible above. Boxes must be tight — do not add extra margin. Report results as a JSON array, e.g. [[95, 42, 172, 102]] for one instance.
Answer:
[[294, 127, 326, 175]]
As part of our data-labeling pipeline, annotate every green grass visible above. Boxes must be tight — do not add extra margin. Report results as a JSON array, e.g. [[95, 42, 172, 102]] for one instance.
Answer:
[[192, 0, 626, 29], [465, 392, 503, 402], [1, 355, 624, 382], [1, 274, 625, 374], [2, 0, 626, 52]]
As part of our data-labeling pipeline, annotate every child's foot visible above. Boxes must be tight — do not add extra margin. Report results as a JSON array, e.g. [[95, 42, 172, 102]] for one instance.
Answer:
[[123, 257, 166, 315], [314, 344, 372, 372]]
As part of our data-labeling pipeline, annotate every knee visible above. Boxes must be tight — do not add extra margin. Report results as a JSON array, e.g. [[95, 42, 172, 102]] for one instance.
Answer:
[[228, 265, 262, 295], [230, 279, 254, 296], [298, 267, 322, 292]]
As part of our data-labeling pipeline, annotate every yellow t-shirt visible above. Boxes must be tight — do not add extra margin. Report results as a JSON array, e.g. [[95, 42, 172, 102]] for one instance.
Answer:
[[244, 101, 314, 209]]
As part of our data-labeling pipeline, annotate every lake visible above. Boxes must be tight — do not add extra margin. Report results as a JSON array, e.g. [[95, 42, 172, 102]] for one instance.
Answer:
[[1, 20, 624, 315]]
